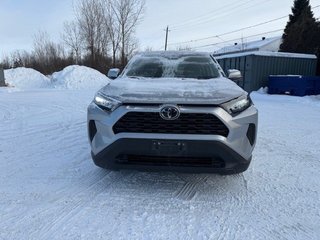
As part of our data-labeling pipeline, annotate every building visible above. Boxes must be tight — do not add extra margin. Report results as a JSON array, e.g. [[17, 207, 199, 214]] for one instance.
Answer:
[[215, 51, 317, 92], [214, 36, 282, 56]]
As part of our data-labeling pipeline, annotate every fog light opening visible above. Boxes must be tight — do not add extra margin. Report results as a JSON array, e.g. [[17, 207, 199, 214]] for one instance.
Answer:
[[247, 124, 256, 146]]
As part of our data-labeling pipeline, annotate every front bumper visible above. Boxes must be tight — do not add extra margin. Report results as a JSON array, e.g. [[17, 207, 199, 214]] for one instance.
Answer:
[[87, 102, 258, 173], [92, 138, 252, 174]]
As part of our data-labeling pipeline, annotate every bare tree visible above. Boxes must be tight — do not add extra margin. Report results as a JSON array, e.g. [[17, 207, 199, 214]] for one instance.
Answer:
[[125, 36, 139, 60], [144, 46, 154, 52], [0, 55, 11, 69], [103, 0, 121, 67], [76, 0, 107, 66], [33, 31, 51, 63], [3, 0, 146, 75], [32, 31, 68, 74], [62, 21, 82, 64], [9, 50, 33, 68], [111, 0, 145, 67]]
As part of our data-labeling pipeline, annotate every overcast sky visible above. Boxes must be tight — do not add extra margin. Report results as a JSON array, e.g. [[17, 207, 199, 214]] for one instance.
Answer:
[[1, 0, 320, 59]]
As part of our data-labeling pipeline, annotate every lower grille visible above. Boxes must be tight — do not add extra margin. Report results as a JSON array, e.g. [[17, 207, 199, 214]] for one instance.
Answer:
[[113, 112, 229, 137], [116, 154, 226, 168]]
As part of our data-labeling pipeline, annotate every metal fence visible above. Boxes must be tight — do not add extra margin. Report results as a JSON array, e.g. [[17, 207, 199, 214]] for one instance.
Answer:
[[216, 52, 318, 92]]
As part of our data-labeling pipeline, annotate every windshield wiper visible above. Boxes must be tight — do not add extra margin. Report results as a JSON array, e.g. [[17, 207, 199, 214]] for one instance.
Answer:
[[197, 76, 215, 80], [127, 76, 145, 79]]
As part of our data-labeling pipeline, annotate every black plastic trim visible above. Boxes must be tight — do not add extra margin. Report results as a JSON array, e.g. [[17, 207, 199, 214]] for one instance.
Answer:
[[88, 120, 97, 142], [246, 123, 256, 146], [113, 112, 229, 136], [91, 138, 251, 174]]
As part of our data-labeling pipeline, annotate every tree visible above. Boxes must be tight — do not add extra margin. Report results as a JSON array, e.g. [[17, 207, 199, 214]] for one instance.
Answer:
[[0, 55, 11, 69], [103, 0, 121, 67], [62, 21, 82, 64], [76, 0, 107, 67], [3, 0, 145, 75], [32, 31, 69, 74], [280, 0, 320, 54], [111, 0, 145, 67]]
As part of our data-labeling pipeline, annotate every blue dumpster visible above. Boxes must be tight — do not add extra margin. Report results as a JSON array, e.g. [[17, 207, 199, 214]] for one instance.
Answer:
[[268, 75, 320, 96]]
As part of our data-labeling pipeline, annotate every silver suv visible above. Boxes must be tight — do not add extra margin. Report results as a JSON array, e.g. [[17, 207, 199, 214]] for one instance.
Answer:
[[87, 51, 258, 174]]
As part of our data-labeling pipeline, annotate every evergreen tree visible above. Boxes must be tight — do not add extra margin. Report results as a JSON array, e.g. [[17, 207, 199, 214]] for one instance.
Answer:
[[280, 0, 320, 54]]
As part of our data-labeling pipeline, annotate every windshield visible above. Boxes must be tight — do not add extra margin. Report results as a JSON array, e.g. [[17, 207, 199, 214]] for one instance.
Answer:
[[124, 54, 220, 80]]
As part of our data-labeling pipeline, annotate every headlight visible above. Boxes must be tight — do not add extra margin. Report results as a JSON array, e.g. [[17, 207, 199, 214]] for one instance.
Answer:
[[221, 95, 252, 115], [94, 93, 122, 112]]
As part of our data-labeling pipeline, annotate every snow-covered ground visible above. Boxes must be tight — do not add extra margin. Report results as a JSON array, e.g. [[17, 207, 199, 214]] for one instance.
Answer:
[[1, 81, 320, 239]]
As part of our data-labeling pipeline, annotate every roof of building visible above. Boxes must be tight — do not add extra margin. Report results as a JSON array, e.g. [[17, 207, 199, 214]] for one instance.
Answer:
[[214, 51, 317, 60], [214, 36, 282, 55]]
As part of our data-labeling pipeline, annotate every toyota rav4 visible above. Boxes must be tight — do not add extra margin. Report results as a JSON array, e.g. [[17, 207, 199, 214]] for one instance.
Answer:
[[87, 51, 258, 174]]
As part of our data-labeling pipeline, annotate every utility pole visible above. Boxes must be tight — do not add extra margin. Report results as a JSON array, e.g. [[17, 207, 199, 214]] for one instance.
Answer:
[[164, 26, 169, 51]]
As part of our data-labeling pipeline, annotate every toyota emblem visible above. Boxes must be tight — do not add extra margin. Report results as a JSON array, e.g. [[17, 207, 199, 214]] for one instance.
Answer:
[[160, 105, 180, 120]]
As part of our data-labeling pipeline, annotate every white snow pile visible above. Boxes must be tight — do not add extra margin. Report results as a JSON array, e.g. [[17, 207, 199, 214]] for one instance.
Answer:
[[3, 65, 110, 90], [4, 67, 51, 89], [51, 65, 110, 90], [256, 87, 268, 94]]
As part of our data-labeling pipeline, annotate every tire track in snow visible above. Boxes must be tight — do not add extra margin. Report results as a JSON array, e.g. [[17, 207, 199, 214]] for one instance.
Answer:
[[174, 175, 209, 200], [1, 118, 86, 141], [1, 159, 105, 229], [1, 120, 87, 171], [32, 171, 134, 240]]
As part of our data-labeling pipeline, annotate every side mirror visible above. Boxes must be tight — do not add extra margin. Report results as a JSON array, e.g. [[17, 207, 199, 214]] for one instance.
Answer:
[[107, 68, 121, 80], [227, 69, 242, 81]]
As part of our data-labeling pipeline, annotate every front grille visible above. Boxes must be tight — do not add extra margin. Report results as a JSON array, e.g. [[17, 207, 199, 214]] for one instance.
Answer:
[[116, 154, 226, 168], [113, 112, 229, 137]]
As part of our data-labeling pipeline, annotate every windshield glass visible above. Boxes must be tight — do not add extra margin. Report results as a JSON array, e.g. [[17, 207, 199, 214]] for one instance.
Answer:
[[124, 54, 220, 80]]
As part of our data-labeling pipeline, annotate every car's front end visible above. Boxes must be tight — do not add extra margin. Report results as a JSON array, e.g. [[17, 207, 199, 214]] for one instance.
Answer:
[[88, 51, 258, 174]]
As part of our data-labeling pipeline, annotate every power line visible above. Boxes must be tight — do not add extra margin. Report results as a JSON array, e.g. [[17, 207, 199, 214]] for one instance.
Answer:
[[168, 4, 320, 46], [169, 17, 287, 46], [191, 29, 284, 50], [170, 0, 254, 30], [169, 0, 249, 28], [171, 0, 272, 32]]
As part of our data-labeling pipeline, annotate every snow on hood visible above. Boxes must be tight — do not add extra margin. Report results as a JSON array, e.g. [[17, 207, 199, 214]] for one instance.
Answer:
[[4, 67, 51, 89], [100, 77, 246, 104], [51, 65, 110, 90]]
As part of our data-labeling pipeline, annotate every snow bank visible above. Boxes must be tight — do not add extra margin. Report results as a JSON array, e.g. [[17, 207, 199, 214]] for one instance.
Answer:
[[51, 65, 110, 90], [3, 65, 110, 90], [4, 67, 51, 89], [256, 87, 268, 94]]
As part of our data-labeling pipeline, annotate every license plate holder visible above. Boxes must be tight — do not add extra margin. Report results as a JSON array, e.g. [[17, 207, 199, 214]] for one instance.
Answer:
[[152, 140, 186, 154]]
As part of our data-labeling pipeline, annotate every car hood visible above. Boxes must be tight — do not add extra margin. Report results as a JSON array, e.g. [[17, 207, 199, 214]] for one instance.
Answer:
[[99, 77, 246, 105]]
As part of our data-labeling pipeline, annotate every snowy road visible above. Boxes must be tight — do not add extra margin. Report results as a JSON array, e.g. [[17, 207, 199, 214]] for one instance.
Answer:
[[1, 89, 320, 240]]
